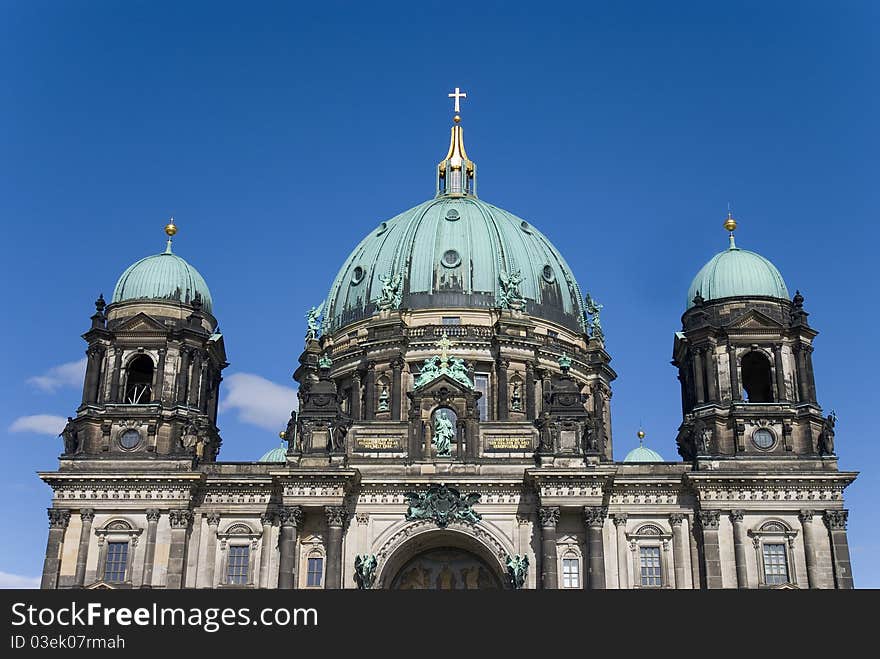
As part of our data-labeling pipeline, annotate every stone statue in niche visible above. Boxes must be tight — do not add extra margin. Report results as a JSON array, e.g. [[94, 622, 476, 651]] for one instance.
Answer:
[[354, 554, 378, 590], [377, 384, 390, 412], [818, 410, 836, 455], [432, 409, 455, 457], [510, 381, 522, 411], [506, 554, 529, 589]]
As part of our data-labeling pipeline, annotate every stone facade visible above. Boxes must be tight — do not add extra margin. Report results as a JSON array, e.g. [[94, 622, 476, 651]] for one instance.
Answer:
[[38, 120, 857, 591]]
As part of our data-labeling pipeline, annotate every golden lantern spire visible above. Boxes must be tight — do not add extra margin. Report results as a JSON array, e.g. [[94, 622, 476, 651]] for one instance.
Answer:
[[164, 216, 177, 253], [437, 87, 476, 197]]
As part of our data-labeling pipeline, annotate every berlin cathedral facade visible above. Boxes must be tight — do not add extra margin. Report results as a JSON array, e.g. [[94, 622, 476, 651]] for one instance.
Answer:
[[38, 92, 856, 590]]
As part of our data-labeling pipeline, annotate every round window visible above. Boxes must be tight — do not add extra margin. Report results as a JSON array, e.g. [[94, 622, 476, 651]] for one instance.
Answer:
[[351, 266, 365, 285], [441, 249, 461, 268], [520, 221, 532, 233], [119, 429, 141, 450], [445, 208, 460, 221], [376, 222, 388, 235], [542, 264, 556, 283], [752, 428, 775, 450]]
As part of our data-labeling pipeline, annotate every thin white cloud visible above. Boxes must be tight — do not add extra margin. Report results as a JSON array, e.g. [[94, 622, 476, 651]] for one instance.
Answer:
[[0, 571, 40, 589], [9, 414, 67, 436], [27, 358, 87, 392], [219, 373, 297, 431]]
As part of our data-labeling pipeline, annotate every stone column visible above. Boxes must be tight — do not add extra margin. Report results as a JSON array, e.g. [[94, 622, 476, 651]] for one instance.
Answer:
[[203, 513, 221, 588], [669, 514, 688, 589], [350, 372, 362, 420], [730, 510, 749, 588], [391, 357, 403, 421], [584, 507, 607, 589], [496, 359, 509, 420], [259, 513, 275, 588], [693, 348, 705, 405], [166, 509, 193, 589], [141, 509, 160, 588], [324, 506, 347, 589], [824, 510, 854, 589], [525, 361, 536, 420], [82, 346, 103, 405], [773, 344, 787, 402], [799, 510, 820, 589], [188, 351, 203, 407], [803, 345, 817, 403], [41, 509, 71, 590], [277, 506, 303, 589], [108, 348, 123, 402], [539, 507, 560, 589], [727, 344, 740, 401], [698, 510, 722, 589], [199, 363, 211, 413], [73, 509, 95, 587], [704, 344, 718, 402], [794, 344, 809, 403], [364, 362, 376, 420], [176, 348, 191, 405], [689, 515, 703, 589], [152, 348, 166, 403], [612, 514, 628, 589]]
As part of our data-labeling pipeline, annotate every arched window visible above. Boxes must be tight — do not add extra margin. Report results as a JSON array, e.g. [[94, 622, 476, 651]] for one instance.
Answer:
[[560, 549, 581, 589], [626, 523, 672, 589], [124, 355, 154, 404], [749, 520, 798, 587], [741, 351, 773, 403], [95, 519, 142, 585], [217, 523, 260, 588], [306, 550, 325, 588]]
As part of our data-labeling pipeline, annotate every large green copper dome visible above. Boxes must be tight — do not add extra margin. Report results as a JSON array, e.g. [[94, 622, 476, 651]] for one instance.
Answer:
[[112, 241, 213, 313], [686, 230, 788, 309], [324, 195, 587, 332]]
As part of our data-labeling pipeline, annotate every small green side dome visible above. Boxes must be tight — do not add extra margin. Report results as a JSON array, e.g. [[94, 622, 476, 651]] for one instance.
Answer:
[[623, 445, 665, 462], [687, 245, 788, 310], [258, 445, 287, 462], [112, 246, 213, 313]]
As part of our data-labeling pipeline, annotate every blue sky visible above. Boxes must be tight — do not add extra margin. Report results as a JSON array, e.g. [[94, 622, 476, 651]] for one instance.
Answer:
[[1, 1, 876, 587]]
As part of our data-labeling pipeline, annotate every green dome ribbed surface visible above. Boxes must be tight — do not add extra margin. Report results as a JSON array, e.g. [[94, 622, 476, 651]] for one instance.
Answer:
[[258, 445, 287, 462], [623, 445, 665, 462], [325, 196, 586, 332], [687, 246, 788, 309], [112, 249, 213, 313]]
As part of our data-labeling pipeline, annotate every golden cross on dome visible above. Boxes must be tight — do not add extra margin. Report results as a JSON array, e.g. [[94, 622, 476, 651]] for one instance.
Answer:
[[448, 87, 467, 114], [436, 331, 454, 367]]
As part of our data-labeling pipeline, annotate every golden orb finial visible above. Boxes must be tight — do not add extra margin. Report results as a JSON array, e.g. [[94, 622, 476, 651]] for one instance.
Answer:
[[164, 217, 178, 237], [723, 212, 737, 233], [637, 429, 646, 440], [453, 114, 461, 123], [278, 430, 286, 440]]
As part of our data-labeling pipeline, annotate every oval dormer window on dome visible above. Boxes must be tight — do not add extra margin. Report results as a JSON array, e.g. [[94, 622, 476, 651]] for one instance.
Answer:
[[351, 266, 365, 285], [445, 208, 460, 221], [441, 250, 461, 268], [542, 265, 556, 283]]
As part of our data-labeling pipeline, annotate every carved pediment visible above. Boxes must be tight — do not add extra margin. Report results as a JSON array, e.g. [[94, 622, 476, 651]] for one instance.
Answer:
[[409, 373, 479, 400], [725, 309, 784, 332], [114, 312, 167, 333]]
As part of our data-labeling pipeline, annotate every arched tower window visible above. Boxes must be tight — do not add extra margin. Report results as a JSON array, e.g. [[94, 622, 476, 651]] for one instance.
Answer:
[[124, 355, 154, 404], [741, 351, 773, 403]]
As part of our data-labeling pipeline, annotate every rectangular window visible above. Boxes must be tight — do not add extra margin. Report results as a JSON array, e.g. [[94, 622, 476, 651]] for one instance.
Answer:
[[226, 545, 250, 585], [474, 373, 489, 421], [562, 557, 580, 588], [441, 316, 461, 325], [547, 330, 558, 339], [104, 542, 128, 583], [762, 543, 789, 585], [639, 546, 662, 587], [307, 557, 324, 587]]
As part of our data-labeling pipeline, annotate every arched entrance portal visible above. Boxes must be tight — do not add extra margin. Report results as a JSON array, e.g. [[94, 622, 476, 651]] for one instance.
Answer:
[[377, 526, 510, 590], [390, 547, 503, 590]]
